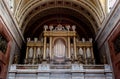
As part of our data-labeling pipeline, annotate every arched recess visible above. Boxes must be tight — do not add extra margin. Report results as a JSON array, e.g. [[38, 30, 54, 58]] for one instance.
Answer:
[[17, 0, 101, 36], [17, 0, 103, 64], [15, 0, 104, 23], [53, 38, 66, 58], [23, 7, 96, 39]]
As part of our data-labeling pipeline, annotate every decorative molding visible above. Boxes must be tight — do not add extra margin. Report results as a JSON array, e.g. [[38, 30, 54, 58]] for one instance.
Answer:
[[0, 14, 12, 79], [95, 2, 120, 49], [13, 0, 104, 34], [108, 23, 120, 79], [0, 0, 25, 48]]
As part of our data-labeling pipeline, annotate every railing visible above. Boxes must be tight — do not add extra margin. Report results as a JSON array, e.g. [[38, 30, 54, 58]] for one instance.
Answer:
[[83, 65, 104, 69], [10, 64, 112, 72], [16, 64, 38, 69], [50, 64, 71, 69], [9, 64, 113, 79]]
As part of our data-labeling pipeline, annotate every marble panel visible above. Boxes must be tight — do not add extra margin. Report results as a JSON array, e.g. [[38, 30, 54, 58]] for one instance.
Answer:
[[8, 73, 15, 79], [85, 73, 105, 79], [72, 73, 84, 79], [37, 73, 49, 79], [50, 73, 71, 79], [16, 74, 37, 79]]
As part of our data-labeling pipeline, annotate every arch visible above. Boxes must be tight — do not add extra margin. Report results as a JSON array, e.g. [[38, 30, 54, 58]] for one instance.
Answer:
[[23, 7, 97, 39], [53, 38, 66, 58], [16, 0, 102, 35]]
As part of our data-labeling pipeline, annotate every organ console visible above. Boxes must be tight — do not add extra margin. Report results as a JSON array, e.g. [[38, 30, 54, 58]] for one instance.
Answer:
[[24, 24, 95, 64]]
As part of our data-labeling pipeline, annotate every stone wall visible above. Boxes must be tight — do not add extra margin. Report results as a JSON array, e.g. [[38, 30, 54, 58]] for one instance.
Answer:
[[95, 1, 120, 79], [0, 0, 24, 79]]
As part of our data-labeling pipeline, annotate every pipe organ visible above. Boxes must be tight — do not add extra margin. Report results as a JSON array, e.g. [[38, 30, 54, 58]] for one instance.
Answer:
[[24, 24, 95, 64]]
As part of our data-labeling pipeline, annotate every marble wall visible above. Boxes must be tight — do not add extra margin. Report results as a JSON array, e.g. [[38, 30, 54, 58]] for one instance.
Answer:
[[8, 64, 113, 79], [95, 1, 120, 79], [0, 0, 24, 79]]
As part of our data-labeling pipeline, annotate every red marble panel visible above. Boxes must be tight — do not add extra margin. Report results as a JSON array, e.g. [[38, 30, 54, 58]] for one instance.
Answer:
[[0, 17, 12, 79], [108, 23, 120, 79]]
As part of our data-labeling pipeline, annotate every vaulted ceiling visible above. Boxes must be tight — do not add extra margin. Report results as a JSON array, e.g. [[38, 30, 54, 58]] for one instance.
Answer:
[[14, 0, 105, 39]]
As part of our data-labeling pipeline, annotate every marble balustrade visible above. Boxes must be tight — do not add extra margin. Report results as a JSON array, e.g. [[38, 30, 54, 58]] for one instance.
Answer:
[[8, 64, 113, 79]]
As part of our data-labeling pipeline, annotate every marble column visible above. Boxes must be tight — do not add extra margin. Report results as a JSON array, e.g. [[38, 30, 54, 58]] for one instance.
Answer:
[[83, 47, 87, 64], [73, 37, 77, 60], [68, 37, 71, 59], [91, 47, 94, 63], [43, 36, 47, 60], [32, 47, 36, 64], [49, 37, 52, 59], [25, 47, 29, 59], [25, 47, 29, 64]]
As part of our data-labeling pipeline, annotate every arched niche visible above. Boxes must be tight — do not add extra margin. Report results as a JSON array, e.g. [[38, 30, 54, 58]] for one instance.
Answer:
[[53, 38, 67, 63]]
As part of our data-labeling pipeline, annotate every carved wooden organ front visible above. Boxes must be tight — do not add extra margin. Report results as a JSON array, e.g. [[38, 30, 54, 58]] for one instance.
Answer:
[[24, 24, 95, 64]]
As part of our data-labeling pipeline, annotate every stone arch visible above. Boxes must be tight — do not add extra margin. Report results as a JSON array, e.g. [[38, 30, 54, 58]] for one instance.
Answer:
[[53, 38, 66, 58], [17, 0, 102, 35]]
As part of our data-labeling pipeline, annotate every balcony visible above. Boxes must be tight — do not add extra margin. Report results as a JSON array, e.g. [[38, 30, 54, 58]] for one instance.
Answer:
[[8, 64, 113, 79]]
